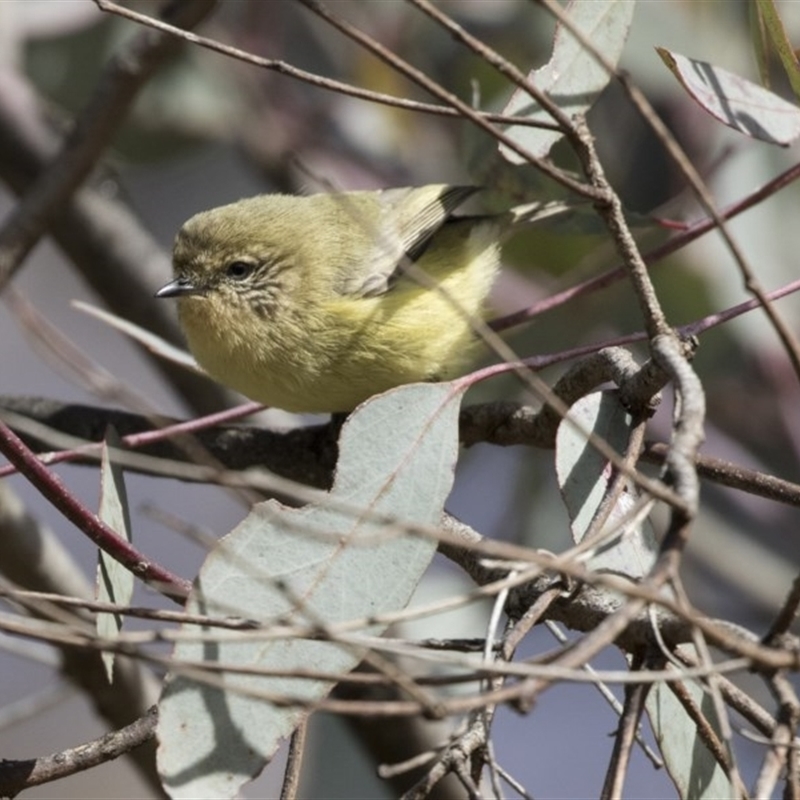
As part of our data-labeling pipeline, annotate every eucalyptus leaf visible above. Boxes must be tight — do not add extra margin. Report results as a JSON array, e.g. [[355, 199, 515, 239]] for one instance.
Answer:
[[555, 391, 657, 579], [657, 47, 800, 145], [500, 0, 635, 162], [754, 0, 800, 100], [647, 661, 736, 799], [96, 427, 134, 683], [157, 381, 463, 799]]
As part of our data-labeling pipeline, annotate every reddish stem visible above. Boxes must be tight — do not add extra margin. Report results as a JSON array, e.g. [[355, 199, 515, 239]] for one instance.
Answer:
[[0, 401, 264, 478], [491, 160, 800, 333], [0, 420, 190, 603]]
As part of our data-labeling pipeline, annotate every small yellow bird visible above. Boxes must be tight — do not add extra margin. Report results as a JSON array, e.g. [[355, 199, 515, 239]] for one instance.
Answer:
[[156, 185, 539, 413]]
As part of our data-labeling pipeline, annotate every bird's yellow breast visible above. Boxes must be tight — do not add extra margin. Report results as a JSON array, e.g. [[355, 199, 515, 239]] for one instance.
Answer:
[[177, 221, 500, 413]]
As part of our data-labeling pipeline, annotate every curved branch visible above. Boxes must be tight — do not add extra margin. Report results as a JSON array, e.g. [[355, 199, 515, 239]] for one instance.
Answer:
[[0, 394, 338, 489], [0, 421, 190, 601]]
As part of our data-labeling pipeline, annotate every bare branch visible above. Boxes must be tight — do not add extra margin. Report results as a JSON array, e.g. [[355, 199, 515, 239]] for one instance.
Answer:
[[600, 653, 656, 800], [279, 722, 308, 800], [297, 0, 595, 199], [93, 0, 557, 131], [0, 705, 158, 797], [764, 573, 800, 645]]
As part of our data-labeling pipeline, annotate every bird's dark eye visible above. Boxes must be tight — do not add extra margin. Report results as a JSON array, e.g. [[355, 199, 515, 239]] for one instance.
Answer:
[[226, 261, 254, 280]]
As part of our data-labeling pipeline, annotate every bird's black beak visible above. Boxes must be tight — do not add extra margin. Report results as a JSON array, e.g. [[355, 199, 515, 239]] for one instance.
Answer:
[[155, 276, 203, 298]]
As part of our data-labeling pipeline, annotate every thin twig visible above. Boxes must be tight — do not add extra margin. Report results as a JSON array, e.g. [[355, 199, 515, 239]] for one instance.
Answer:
[[600, 652, 655, 800], [544, 621, 663, 769], [94, 0, 559, 130], [668, 678, 732, 770], [0, 394, 337, 489], [297, 0, 595, 199], [280, 721, 308, 800], [676, 576, 747, 799], [494, 761, 535, 800], [0, 400, 263, 478], [641, 442, 800, 509], [650, 336, 705, 545], [763, 572, 800, 645], [0, 69, 229, 413], [755, 673, 800, 799], [408, 0, 575, 132], [538, 0, 800, 383], [491, 161, 800, 333]]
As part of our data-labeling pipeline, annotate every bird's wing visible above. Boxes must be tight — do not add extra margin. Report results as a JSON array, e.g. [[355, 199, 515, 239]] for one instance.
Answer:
[[389, 184, 477, 260], [345, 184, 478, 298]]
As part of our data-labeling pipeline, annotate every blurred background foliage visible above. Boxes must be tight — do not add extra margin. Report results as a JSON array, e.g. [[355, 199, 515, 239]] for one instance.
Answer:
[[1, 1, 800, 797]]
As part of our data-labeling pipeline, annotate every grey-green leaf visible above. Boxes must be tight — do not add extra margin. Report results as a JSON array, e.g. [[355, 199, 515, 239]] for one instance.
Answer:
[[500, 0, 635, 162], [96, 427, 134, 683], [157, 381, 463, 799], [657, 47, 800, 145], [555, 391, 657, 578], [646, 662, 736, 799]]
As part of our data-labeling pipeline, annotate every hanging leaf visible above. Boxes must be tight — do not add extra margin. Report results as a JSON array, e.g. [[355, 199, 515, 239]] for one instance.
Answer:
[[500, 0, 635, 162], [656, 47, 800, 145], [96, 427, 134, 683], [555, 391, 657, 579], [647, 658, 736, 799], [754, 0, 800, 100], [157, 381, 463, 799]]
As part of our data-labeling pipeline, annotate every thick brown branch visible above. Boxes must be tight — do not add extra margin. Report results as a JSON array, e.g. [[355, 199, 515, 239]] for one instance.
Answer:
[[0, 395, 338, 489], [4, 394, 800, 509]]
